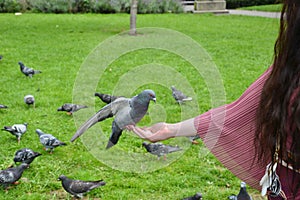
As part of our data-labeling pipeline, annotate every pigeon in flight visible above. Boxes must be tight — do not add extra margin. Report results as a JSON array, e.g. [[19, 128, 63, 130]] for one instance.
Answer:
[[95, 92, 122, 104], [18, 61, 41, 78], [24, 94, 35, 108], [142, 142, 182, 160], [71, 89, 156, 149], [2, 123, 28, 144], [0, 104, 8, 109], [57, 103, 88, 115], [182, 192, 203, 200], [228, 182, 252, 200], [36, 129, 66, 154], [13, 148, 42, 165], [58, 175, 106, 199], [0, 163, 29, 189], [171, 86, 192, 104]]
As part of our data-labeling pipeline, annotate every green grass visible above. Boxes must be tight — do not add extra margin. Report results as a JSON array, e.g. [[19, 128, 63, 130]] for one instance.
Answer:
[[239, 4, 282, 12], [0, 13, 277, 199]]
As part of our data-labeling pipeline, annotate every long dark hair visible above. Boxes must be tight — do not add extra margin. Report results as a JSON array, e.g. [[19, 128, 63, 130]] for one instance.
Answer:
[[255, 0, 300, 195]]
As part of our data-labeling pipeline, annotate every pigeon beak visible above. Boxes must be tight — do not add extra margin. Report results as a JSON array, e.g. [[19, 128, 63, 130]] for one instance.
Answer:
[[152, 98, 156, 103], [70, 112, 100, 142]]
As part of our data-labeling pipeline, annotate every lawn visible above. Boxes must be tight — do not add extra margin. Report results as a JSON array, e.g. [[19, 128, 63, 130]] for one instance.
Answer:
[[239, 4, 282, 12], [0, 13, 278, 199]]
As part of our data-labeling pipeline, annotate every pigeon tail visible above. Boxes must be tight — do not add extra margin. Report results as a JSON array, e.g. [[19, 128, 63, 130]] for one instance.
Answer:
[[106, 140, 116, 149]]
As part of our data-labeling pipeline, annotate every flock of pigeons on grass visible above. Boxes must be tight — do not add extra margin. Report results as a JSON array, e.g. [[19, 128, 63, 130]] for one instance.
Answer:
[[0, 56, 252, 199]]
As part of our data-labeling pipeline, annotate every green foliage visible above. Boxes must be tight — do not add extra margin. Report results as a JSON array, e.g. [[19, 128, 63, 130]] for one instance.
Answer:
[[226, 0, 280, 9], [0, 13, 277, 199], [0, 0, 183, 13]]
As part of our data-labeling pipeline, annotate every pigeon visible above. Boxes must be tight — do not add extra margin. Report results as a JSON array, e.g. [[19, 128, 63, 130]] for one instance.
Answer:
[[18, 61, 41, 77], [0, 163, 29, 189], [182, 192, 203, 200], [36, 129, 66, 154], [57, 103, 88, 115], [2, 123, 28, 144], [228, 182, 252, 200], [0, 104, 8, 109], [171, 86, 192, 104], [95, 92, 122, 104], [13, 148, 42, 165], [71, 89, 156, 149], [0, 55, 2, 60], [142, 142, 182, 160], [24, 94, 35, 108], [58, 175, 106, 199]]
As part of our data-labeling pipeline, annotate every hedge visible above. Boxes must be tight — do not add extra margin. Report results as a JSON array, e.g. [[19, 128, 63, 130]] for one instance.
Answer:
[[226, 0, 281, 9], [0, 0, 183, 14]]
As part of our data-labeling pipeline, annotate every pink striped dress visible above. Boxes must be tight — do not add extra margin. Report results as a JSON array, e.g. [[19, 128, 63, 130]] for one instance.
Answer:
[[194, 66, 300, 199]]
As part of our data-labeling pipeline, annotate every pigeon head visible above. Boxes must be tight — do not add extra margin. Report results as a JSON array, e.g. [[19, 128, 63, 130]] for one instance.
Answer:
[[18, 61, 24, 69], [138, 89, 156, 103], [58, 175, 67, 181]]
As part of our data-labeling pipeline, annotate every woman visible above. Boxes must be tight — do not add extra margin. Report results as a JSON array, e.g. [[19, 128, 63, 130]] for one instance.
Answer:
[[129, 0, 300, 199]]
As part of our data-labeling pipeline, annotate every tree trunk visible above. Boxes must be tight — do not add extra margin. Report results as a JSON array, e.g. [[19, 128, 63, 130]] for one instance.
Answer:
[[129, 0, 138, 35]]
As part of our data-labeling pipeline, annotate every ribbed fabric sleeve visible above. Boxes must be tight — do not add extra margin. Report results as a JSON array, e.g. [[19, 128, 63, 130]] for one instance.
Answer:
[[194, 67, 272, 190]]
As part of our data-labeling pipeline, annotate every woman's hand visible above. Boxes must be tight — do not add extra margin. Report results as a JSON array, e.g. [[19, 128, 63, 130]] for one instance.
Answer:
[[127, 122, 174, 143]]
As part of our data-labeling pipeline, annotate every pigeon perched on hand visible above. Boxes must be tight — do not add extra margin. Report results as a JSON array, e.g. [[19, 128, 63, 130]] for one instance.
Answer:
[[71, 89, 156, 149], [0, 163, 29, 189], [95, 92, 122, 104], [24, 94, 35, 108], [18, 61, 41, 78], [142, 142, 182, 160], [36, 129, 66, 154], [2, 123, 28, 144], [171, 86, 192, 104], [13, 148, 41, 165], [0, 104, 8, 109], [58, 175, 106, 199], [57, 103, 88, 115], [182, 192, 203, 200], [228, 182, 252, 200]]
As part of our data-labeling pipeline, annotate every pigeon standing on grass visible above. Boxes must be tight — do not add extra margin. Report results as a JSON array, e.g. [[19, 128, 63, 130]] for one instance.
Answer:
[[24, 94, 35, 108], [58, 175, 106, 199], [95, 92, 122, 104], [171, 86, 192, 104], [36, 129, 66, 154], [228, 182, 252, 200], [71, 89, 156, 149], [57, 103, 88, 115], [18, 61, 41, 78], [142, 142, 182, 160], [0, 163, 29, 190], [0, 55, 3, 61], [2, 123, 27, 144], [182, 192, 203, 200], [13, 148, 42, 165], [0, 104, 8, 109]]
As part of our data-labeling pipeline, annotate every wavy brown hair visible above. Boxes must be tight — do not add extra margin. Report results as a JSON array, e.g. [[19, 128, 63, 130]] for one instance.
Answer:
[[255, 0, 300, 195]]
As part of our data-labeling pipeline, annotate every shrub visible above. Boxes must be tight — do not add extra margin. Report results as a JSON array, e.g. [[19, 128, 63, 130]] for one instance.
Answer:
[[226, 0, 280, 9]]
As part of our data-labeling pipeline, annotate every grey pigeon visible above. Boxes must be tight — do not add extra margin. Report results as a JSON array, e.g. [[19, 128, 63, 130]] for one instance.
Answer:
[[0, 104, 8, 109], [95, 92, 122, 104], [71, 89, 156, 149], [0, 55, 2, 60], [18, 61, 41, 77], [2, 123, 27, 144], [36, 129, 66, 154], [142, 142, 182, 160], [24, 94, 35, 108], [13, 148, 42, 165], [228, 182, 252, 200], [182, 192, 203, 200], [0, 163, 29, 189], [57, 103, 88, 115], [171, 86, 192, 104], [58, 175, 106, 199]]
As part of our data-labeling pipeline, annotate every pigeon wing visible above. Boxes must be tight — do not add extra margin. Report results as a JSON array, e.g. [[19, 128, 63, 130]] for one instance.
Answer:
[[70, 97, 130, 142]]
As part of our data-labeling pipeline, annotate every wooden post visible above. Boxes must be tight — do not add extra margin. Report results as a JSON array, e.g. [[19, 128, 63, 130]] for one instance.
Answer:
[[130, 0, 138, 35]]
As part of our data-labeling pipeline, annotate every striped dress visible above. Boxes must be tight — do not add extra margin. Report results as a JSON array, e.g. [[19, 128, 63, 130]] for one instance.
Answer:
[[194, 67, 300, 199]]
